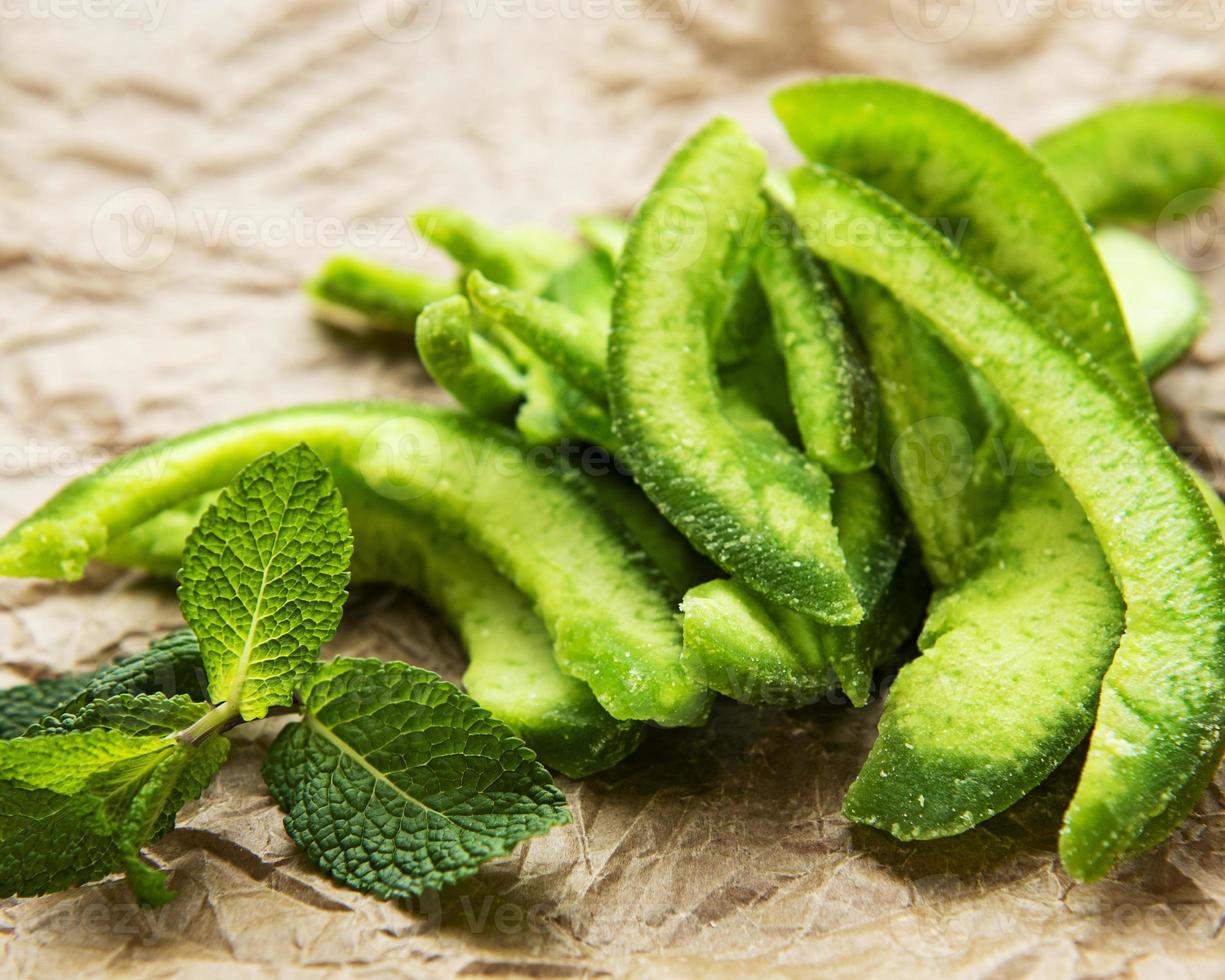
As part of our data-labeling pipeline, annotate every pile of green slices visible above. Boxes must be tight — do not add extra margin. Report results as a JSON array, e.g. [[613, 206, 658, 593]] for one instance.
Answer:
[[3, 78, 1225, 889]]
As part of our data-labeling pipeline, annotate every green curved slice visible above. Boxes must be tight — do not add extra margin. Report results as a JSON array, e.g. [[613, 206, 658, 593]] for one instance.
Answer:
[[1095, 228, 1210, 377], [841, 275, 1006, 587], [468, 271, 609, 406], [1035, 97, 1225, 225], [581, 469, 717, 600], [0, 402, 710, 727], [414, 208, 581, 296], [755, 192, 877, 474], [682, 545, 927, 709], [542, 248, 615, 331], [792, 163, 1225, 882], [609, 117, 860, 624], [844, 469, 1123, 838], [773, 77, 1153, 418], [416, 296, 525, 423], [305, 255, 455, 333], [574, 215, 627, 264]]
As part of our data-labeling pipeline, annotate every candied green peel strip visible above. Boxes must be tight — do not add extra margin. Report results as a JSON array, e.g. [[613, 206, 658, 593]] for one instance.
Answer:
[[609, 117, 860, 624], [1094, 228, 1210, 377], [840, 275, 1007, 588], [682, 546, 927, 709], [1035, 97, 1225, 225], [414, 208, 582, 295], [0, 402, 709, 728], [416, 296, 525, 423], [754, 191, 877, 474], [469, 271, 609, 406], [791, 163, 1225, 882], [773, 77, 1154, 420], [844, 470, 1123, 838], [306, 255, 456, 332]]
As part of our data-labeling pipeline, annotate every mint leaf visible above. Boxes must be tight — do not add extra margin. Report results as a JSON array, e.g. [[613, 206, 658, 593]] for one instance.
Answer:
[[0, 724, 228, 901], [263, 658, 570, 900], [28, 693, 210, 737], [178, 446, 352, 720], [48, 630, 208, 723], [117, 739, 227, 905], [0, 674, 95, 739], [0, 631, 209, 739], [0, 717, 228, 900]]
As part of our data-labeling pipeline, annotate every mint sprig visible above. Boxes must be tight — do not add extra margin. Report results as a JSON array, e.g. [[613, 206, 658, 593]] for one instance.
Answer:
[[0, 445, 570, 907], [0, 709, 229, 903]]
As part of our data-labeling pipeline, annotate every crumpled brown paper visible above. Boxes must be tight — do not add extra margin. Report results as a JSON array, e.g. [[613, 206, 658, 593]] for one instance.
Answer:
[[3, 2, 1225, 975]]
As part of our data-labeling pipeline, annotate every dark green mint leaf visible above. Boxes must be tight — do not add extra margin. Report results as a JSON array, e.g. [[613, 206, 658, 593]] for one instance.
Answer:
[[28, 693, 209, 737], [0, 697, 228, 902], [263, 658, 570, 900], [0, 674, 94, 739], [1, 631, 209, 740]]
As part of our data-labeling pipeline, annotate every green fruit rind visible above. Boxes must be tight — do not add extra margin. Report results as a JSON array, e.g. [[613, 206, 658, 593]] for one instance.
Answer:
[[681, 579, 829, 707], [772, 77, 1154, 419], [843, 469, 1122, 838], [609, 117, 861, 625], [416, 296, 525, 423], [1095, 228, 1210, 377], [0, 402, 710, 728], [755, 192, 878, 474], [841, 275, 1007, 588], [468, 271, 609, 406], [682, 545, 927, 710], [305, 255, 456, 332], [791, 163, 1225, 882], [414, 208, 581, 295], [1035, 97, 1225, 225]]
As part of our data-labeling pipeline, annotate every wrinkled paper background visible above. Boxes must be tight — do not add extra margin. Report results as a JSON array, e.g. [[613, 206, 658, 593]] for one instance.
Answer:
[[3, 1, 1225, 976]]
